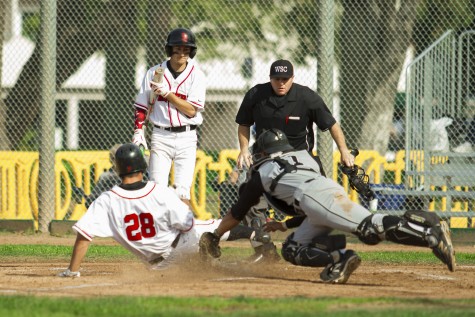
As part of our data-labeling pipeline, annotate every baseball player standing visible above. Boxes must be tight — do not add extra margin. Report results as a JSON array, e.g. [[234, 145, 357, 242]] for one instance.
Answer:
[[132, 28, 206, 207], [59, 144, 270, 277], [199, 129, 456, 284]]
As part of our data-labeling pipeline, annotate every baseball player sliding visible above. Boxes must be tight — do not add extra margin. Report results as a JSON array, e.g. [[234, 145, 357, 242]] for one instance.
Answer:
[[59, 144, 270, 277], [132, 28, 206, 207], [199, 129, 456, 284]]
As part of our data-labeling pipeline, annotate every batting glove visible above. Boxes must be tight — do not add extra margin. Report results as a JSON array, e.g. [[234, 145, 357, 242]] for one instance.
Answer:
[[150, 81, 170, 98], [58, 268, 81, 278], [132, 129, 148, 151]]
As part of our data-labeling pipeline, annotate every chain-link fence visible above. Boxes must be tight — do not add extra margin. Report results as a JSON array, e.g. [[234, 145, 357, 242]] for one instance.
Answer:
[[1, 0, 474, 231]]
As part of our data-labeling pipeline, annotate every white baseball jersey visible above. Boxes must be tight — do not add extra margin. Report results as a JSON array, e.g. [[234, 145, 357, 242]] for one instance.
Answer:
[[134, 59, 206, 127], [73, 181, 228, 268], [73, 182, 195, 265]]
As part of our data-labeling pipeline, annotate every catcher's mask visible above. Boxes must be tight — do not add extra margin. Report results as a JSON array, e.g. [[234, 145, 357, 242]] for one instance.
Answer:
[[115, 143, 148, 177], [165, 28, 197, 58]]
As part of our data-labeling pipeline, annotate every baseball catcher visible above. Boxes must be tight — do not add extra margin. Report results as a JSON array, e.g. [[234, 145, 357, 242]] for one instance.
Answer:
[[199, 129, 456, 284]]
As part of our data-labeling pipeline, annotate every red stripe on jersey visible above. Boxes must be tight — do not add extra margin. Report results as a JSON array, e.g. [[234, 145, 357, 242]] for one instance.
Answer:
[[73, 225, 93, 241], [194, 219, 216, 226], [167, 102, 173, 126], [111, 183, 156, 199], [176, 65, 194, 92], [181, 218, 194, 233], [158, 93, 186, 102], [188, 100, 203, 108], [134, 103, 148, 111], [176, 109, 182, 125]]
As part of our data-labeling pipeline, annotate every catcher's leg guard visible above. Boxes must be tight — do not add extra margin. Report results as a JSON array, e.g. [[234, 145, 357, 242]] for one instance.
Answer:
[[356, 211, 456, 271], [247, 218, 280, 263], [357, 211, 437, 247], [281, 233, 345, 267]]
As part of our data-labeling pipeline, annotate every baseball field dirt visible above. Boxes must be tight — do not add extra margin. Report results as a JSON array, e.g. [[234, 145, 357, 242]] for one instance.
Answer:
[[1, 232, 475, 299], [0, 234, 475, 299]]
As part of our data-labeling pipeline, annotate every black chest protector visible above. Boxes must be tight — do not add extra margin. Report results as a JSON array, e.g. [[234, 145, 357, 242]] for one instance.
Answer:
[[263, 156, 318, 216]]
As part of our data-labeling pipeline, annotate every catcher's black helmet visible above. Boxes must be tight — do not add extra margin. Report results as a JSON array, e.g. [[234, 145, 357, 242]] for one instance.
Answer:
[[257, 129, 294, 155], [115, 143, 147, 177], [165, 28, 197, 58]]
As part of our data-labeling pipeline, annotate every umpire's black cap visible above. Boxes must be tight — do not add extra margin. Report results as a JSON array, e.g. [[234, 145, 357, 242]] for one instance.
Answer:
[[269, 59, 294, 78]]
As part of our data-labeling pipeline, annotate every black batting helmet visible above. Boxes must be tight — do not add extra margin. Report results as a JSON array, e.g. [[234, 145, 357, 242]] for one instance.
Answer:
[[115, 143, 147, 177], [165, 28, 197, 58], [257, 129, 294, 155]]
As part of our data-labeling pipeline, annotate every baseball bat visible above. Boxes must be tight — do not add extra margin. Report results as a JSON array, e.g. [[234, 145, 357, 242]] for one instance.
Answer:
[[149, 66, 165, 105]]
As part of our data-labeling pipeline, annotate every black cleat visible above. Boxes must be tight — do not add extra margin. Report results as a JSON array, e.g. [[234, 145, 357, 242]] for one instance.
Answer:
[[320, 250, 361, 284]]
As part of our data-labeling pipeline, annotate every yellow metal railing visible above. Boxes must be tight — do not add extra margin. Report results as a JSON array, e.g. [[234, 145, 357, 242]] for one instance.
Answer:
[[0, 150, 473, 228]]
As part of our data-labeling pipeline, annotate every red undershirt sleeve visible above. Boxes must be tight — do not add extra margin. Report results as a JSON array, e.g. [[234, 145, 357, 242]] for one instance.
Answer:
[[134, 108, 147, 130]]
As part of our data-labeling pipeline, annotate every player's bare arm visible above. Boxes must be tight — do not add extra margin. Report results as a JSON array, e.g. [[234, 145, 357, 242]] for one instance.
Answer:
[[329, 123, 354, 167], [167, 94, 198, 117], [237, 125, 252, 169], [58, 233, 91, 277]]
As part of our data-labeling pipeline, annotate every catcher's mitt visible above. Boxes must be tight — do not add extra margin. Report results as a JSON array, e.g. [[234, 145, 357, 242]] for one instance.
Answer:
[[199, 231, 221, 260], [339, 149, 375, 201]]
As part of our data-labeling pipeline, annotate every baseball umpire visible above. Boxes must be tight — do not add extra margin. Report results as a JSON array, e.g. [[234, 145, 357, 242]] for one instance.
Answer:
[[59, 144, 271, 277], [132, 28, 206, 208], [232, 59, 356, 263], [199, 129, 456, 284]]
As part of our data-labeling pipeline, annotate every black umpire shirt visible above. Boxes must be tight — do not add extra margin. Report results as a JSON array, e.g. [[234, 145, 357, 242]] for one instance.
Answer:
[[236, 82, 336, 152]]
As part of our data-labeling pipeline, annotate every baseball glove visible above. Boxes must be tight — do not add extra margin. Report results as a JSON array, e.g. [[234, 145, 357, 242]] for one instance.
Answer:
[[340, 164, 374, 201], [199, 231, 221, 260]]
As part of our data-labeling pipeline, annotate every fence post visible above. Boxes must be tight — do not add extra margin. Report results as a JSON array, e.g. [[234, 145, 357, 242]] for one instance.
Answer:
[[317, 0, 335, 176], [38, 0, 57, 233]]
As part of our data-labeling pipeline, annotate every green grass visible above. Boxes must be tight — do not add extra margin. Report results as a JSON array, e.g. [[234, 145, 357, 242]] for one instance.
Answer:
[[0, 296, 475, 317], [0, 244, 133, 260], [4, 244, 475, 265]]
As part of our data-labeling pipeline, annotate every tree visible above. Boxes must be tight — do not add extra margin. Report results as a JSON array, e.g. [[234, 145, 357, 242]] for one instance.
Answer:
[[339, 0, 422, 152], [169, 0, 290, 61], [340, 0, 475, 153]]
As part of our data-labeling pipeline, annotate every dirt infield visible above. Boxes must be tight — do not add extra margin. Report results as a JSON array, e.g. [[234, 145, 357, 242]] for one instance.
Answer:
[[1, 233, 475, 299]]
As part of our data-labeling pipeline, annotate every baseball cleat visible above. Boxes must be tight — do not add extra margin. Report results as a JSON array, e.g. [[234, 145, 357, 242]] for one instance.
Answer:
[[320, 250, 361, 284], [431, 221, 456, 272], [246, 243, 281, 264]]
